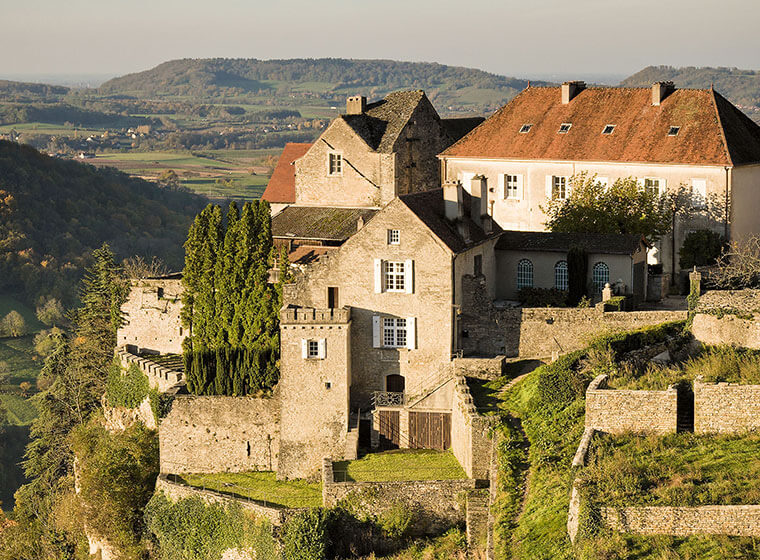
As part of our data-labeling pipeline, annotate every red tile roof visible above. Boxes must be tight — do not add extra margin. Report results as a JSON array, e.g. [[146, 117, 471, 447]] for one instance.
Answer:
[[261, 143, 312, 204], [441, 87, 760, 166]]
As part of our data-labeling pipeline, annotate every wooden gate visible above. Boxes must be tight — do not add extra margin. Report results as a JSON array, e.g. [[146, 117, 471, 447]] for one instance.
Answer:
[[408, 412, 451, 450], [377, 410, 400, 449]]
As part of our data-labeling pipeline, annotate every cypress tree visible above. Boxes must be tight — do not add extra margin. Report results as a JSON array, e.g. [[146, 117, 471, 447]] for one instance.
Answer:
[[567, 246, 588, 306], [213, 202, 240, 348]]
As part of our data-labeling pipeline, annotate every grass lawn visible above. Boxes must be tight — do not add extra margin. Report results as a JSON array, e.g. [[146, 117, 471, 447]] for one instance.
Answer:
[[332, 449, 466, 482], [0, 335, 43, 388], [180, 471, 321, 509], [582, 432, 760, 507]]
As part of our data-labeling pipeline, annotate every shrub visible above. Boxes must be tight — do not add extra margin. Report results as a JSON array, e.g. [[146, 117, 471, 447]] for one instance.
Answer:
[[517, 287, 568, 307], [679, 229, 725, 270], [535, 350, 588, 407], [106, 360, 150, 409], [377, 502, 415, 539], [281, 509, 330, 560], [35, 297, 65, 326], [602, 295, 632, 312]]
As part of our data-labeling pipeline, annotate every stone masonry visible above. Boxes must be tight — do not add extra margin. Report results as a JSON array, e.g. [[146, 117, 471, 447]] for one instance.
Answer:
[[451, 376, 492, 480], [692, 289, 760, 348], [694, 376, 760, 434], [118, 276, 185, 355], [585, 374, 678, 434], [601, 505, 760, 537]]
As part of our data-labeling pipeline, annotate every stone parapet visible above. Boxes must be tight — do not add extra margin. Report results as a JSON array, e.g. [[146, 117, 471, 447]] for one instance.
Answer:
[[451, 376, 492, 480], [694, 377, 760, 434], [116, 347, 184, 394], [280, 306, 351, 324], [601, 505, 760, 536]]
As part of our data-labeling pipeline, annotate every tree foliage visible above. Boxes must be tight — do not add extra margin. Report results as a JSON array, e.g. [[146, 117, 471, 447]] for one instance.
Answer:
[[0, 310, 27, 337], [679, 229, 726, 270], [712, 236, 760, 289], [182, 200, 284, 395]]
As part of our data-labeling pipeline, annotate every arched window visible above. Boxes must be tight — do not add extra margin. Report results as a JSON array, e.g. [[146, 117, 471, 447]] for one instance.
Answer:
[[554, 260, 568, 291], [386, 374, 405, 393], [592, 262, 610, 293], [517, 259, 533, 290]]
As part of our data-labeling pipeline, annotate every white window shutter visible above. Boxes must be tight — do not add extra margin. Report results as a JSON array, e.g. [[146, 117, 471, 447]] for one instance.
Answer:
[[374, 259, 383, 293], [545, 175, 553, 199], [317, 338, 326, 359], [637, 178, 645, 189], [497, 173, 505, 198], [406, 317, 416, 349], [404, 259, 414, 294], [372, 316, 381, 348], [301, 339, 308, 359], [516, 175, 524, 200], [659, 178, 667, 194], [566, 176, 572, 197]]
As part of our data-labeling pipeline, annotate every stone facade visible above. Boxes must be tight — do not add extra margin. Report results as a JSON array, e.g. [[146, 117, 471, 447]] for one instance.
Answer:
[[321, 459, 475, 536], [601, 505, 760, 537], [118, 276, 185, 355], [451, 377, 492, 480], [460, 274, 686, 357], [116, 348, 184, 393], [585, 375, 678, 434], [278, 307, 352, 479], [159, 395, 280, 474], [692, 289, 760, 348], [694, 377, 760, 434]]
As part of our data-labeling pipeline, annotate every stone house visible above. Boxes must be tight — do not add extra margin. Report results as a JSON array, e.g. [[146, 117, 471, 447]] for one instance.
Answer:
[[439, 81, 760, 277]]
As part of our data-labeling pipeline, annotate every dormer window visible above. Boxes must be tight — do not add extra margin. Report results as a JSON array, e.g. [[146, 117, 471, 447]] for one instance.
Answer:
[[668, 126, 681, 136], [602, 125, 615, 135], [328, 152, 342, 175], [519, 124, 532, 133], [558, 123, 572, 134]]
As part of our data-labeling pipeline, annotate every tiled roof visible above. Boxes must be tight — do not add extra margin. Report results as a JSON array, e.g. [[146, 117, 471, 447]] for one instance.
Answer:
[[261, 143, 313, 204], [496, 231, 645, 255], [441, 117, 485, 143], [272, 206, 378, 241], [441, 86, 760, 166], [287, 245, 335, 265], [400, 189, 502, 254], [342, 90, 427, 152]]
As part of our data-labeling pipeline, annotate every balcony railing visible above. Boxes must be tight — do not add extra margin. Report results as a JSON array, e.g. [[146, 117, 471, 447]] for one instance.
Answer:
[[372, 391, 406, 408]]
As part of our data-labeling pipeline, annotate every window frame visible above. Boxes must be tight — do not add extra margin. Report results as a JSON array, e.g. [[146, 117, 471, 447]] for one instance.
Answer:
[[668, 126, 681, 136], [552, 175, 568, 200], [558, 123, 572, 134], [602, 124, 615, 135], [519, 123, 533, 133], [383, 261, 406, 292], [643, 177, 662, 197], [592, 262, 610, 294], [387, 229, 400, 245], [307, 339, 320, 359], [517, 259, 534, 290], [504, 174, 520, 200], [554, 260, 568, 291], [383, 317, 408, 348], [327, 152, 343, 176]]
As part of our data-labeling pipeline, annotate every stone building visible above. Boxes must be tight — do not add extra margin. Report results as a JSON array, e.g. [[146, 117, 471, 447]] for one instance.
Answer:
[[261, 142, 312, 215], [439, 82, 760, 276]]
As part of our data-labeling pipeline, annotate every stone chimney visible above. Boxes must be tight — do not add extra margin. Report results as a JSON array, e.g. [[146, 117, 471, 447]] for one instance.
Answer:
[[561, 81, 586, 104], [443, 181, 470, 242], [469, 175, 489, 227], [651, 81, 675, 106], [356, 216, 364, 231], [346, 95, 367, 115]]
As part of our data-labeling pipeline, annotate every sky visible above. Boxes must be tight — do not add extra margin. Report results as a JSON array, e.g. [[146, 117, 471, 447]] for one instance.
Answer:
[[2, 0, 758, 83]]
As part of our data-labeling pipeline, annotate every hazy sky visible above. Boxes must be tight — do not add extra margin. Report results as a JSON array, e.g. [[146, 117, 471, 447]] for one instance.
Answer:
[[2, 0, 758, 81]]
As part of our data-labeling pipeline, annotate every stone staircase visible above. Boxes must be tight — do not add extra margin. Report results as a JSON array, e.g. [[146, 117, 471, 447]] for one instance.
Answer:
[[466, 489, 490, 552]]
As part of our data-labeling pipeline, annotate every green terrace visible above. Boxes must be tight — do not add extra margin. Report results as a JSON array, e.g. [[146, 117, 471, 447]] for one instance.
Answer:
[[177, 471, 322, 509], [580, 432, 760, 507], [332, 449, 466, 482]]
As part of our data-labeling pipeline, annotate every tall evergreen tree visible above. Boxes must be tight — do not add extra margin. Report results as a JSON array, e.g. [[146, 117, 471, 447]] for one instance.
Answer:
[[213, 202, 240, 348]]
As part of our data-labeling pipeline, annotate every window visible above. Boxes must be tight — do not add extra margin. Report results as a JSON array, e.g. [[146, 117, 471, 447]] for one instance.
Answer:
[[602, 124, 615, 135], [387, 229, 400, 245], [592, 262, 610, 293], [474, 254, 482, 277], [691, 178, 707, 206], [552, 176, 568, 200], [307, 340, 319, 358], [668, 126, 681, 136], [504, 174, 520, 199], [328, 152, 342, 175], [383, 318, 407, 348], [643, 178, 662, 197], [519, 124, 532, 133], [558, 123, 572, 134], [383, 261, 406, 292], [517, 259, 533, 289], [302, 338, 326, 359], [327, 286, 339, 308], [157, 287, 164, 298], [386, 374, 405, 392], [555, 260, 568, 291]]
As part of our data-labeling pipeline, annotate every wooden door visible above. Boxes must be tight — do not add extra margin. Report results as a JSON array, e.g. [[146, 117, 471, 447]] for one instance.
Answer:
[[378, 410, 400, 450], [409, 412, 451, 450]]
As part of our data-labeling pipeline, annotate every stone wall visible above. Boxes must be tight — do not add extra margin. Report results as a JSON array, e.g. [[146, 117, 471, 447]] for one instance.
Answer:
[[116, 348, 184, 393], [159, 395, 280, 474], [692, 290, 760, 348], [102, 394, 156, 432], [694, 377, 760, 434], [451, 377, 492, 479], [460, 275, 686, 358], [585, 375, 678, 434], [322, 459, 475, 536], [601, 505, 760, 536], [155, 474, 287, 525], [451, 356, 504, 380], [118, 277, 185, 355]]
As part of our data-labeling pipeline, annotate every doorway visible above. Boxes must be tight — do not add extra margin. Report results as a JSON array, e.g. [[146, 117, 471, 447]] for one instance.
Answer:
[[327, 286, 339, 308], [386, 374, 405, 393]]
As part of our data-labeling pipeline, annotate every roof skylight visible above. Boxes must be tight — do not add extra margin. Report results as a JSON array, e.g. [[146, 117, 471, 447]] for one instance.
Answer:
[[602, 124, 616, 135], [668, 126, 681, 136], [558, 123, 572, 134], [519, 124, 532, 133]]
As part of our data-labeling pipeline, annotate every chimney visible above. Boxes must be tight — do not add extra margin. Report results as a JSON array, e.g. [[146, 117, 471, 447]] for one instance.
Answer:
[[561, 81, 586, 104], [346, 95, 367, 115], [651, 81, 675, 106], [469, 175, 489, 227], [443, 180, 465, 222], [356, 216, 364, 231]]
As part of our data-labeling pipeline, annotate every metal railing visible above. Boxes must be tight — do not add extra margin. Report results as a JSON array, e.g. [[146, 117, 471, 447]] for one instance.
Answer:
[[372, 391, 406, 407]]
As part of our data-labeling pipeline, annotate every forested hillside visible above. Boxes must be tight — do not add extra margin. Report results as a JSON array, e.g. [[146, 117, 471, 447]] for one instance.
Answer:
[[0, 140, 205, 305], [621, 65, 760, 121], [98, 57, 542, 112]]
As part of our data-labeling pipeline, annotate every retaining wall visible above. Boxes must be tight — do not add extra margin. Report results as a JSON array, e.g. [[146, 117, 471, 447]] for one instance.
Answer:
[[694, 377, 760, 434], [159, 395, 280, 474], [601, 505, 760, 536], [117, 347, 184, 393], [451, 377, 492, 480], [451, 356, 504, 380], [692, 290, 760, 348], [322, 459, 475, 536], [585, 375, 678, 434], [102, 394, 156, 432]]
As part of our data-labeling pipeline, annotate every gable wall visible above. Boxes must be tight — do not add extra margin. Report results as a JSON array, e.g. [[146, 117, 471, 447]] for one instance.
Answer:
[[118, 278, 185, 355], [284, 200, 455, 406]]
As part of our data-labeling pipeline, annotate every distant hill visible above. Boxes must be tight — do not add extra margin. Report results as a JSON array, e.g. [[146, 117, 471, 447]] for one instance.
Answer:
[[620, 66, 760, 120], [99, 58, 547, 113], [0, 140, 205, 305], [0, 79, 69, 98]]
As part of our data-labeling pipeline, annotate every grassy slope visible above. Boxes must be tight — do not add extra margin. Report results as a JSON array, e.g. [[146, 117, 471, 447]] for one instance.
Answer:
[[333, 449, 466, 482], [180, 472, 321, 509]]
